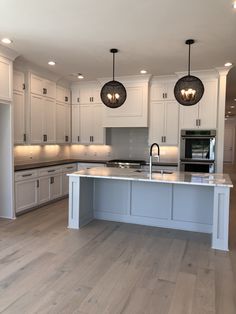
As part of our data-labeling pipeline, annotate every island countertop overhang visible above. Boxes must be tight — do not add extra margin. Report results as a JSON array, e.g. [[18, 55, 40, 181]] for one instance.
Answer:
[[68, 167, 233, 188]]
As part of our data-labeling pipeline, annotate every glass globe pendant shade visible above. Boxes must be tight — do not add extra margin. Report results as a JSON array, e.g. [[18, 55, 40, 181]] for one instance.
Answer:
[[100, 80, 126, 108], [174, 39, 204, 106], [100, 48, 127, 108], [174, 75, 204, 106]]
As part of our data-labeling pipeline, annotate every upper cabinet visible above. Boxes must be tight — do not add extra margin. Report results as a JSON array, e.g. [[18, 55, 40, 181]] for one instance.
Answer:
[[179, 78, 218, 129], [30, 74, 56, 99], [150, 79, 176, 101], [13, 71, 26, 144], [29, 73, 56, 144], [56, 85, 71, 104], [102, 76, 150, 127], [149, 101, 179, 145], [71, 82, 100, 104], [0, 56, 13, 102]]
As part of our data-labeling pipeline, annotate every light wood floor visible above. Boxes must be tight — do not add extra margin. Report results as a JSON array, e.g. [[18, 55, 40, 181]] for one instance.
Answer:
[[0, 172, 236, 314]]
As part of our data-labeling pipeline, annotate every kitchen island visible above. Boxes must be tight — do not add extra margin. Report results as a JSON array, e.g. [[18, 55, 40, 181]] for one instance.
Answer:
[[68, 167, 233, 251]]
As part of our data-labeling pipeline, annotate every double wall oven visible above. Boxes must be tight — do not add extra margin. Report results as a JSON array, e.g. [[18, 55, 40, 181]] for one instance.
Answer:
[[180, 130, 216, 173]]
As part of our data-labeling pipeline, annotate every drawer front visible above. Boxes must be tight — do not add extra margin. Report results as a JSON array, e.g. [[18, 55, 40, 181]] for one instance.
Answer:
[[77, 163, 104, 170], [15, 170, 38, 182], [38, 166, 62, 177], [62, 164, 77, 173]]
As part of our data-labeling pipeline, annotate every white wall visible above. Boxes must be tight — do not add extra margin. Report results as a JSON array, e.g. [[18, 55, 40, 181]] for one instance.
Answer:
[[0, 103, 14, 218]]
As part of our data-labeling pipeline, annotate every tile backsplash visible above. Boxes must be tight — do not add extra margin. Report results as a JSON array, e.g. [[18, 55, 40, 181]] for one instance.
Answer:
[[14, 128, 178, 164]]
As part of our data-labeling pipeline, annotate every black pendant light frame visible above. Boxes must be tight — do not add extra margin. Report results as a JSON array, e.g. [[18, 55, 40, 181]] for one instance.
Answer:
[[100, 48, 127, 108], [174, 39, 204, 106]]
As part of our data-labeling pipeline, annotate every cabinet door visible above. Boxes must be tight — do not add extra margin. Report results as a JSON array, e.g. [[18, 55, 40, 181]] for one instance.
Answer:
[[38, 177, 50, 204], [56, 86, 65, 103], [165, 101, 179, 145], [71, 84, 80, 105], [166, 81, 175, 100], [13, 91, 26, 144], [13, 71, 25, 92], [79, 105, 92, 144], [149, 102, 165, 145], [50, 174, 62, 200], [43, 98, 56, 143], [79, 86, 91, 104], [64, 88, 71, 104], [179, 104, 199, 130], [30, 74, 43, 95], [0, 56, 12, 101], [65, 104, 70, 142], [92, 104, 105, 144], [56, 103, 66, 143], [30, 94, 43, 144], [15, 179, 38, 213], [92, 87, 101, 103], [72, 105, 80, 143], [150, 82, 167, 101], [44, 79, 56, 99], [198, 80, 218, 129]]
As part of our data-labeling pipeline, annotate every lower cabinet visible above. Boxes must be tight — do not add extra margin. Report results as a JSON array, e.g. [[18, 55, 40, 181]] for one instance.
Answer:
[[15, 163, 77, 214]]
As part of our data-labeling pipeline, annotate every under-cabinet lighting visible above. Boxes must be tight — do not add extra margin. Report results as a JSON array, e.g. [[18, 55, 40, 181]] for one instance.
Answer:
[[140, 70, 147, 74], [225, 62, 233, 67], [78, 73, 84, 79]]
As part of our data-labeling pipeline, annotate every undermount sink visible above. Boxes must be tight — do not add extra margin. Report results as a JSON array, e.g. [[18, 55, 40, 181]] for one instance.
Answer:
[[135, 169, 173, 175]]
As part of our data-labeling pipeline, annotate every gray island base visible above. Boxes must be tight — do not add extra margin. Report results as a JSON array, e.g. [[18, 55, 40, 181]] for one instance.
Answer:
[[68, 167, 233, 251]]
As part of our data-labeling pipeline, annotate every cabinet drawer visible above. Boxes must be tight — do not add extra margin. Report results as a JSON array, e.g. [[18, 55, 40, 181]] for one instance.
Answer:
[[15, 170, 38, 182], [62, 164, 77, 172], [38, 166, 62, 177]]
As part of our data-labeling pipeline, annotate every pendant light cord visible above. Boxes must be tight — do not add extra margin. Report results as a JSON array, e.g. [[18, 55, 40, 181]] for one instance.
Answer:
[[188, 43, 191, 76], [113, 52, 115, 81]]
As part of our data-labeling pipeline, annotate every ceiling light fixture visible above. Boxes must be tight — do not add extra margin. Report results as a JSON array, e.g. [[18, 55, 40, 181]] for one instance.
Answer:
[[100, 48, 127, 108], [77, 73, 84, 79], [224, 62, 232, 67], [233, 1, 236, 9], [140, 70, 147, 74], [1, 38, 12, 44], [174, 39, 204, 106], [48, 61, 56, 66]]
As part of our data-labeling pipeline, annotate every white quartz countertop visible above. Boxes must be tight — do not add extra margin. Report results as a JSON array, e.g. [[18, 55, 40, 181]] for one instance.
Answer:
[[68, 167, 233, 187]]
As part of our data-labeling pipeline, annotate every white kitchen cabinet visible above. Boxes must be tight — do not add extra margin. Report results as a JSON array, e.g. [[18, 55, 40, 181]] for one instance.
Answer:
[[149, 101, 179, 145], [49, 174, 62, 200], [30, 74, 56, 98], [30, 94, 44, 144], [79, 104, 105, 144], [56, 103, 70, 143], [15, 179, 38, 213], [13, 71, 25, 92], [56, 86, 70, 104], [179, 79, 218, 130], [13, 90, 26, 144], [103, 80, 149, 127], [150, 79, 175, 101], [30, 94, 56, 144], [38, 177, 50, 204], [71, 84, 80, 105], [0, 56, 13, 102], [71, 104, 80, 143], [79, 83, 101, 104]]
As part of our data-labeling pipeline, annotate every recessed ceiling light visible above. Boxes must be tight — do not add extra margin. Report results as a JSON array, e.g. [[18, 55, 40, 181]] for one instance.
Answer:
[[140, 70, 147, 74], [48, 61, 56, 66], [233, 2, 236, 9], [77, 73, 84, 79], [1, 38, 12, 44], [224, 62, 233, 67]]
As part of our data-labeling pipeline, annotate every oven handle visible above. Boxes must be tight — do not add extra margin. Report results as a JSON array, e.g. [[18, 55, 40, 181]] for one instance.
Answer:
[[181, 136, 215, 139], [180, 161, 215, 165]]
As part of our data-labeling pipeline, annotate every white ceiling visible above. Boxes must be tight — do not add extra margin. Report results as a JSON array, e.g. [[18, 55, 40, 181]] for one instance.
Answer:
[[0, 0, 235, 79]]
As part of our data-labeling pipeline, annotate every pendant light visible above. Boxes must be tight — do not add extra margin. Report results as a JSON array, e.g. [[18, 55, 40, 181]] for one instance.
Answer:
[[174, 39, 204, 106], [100, 48, 127, 108]]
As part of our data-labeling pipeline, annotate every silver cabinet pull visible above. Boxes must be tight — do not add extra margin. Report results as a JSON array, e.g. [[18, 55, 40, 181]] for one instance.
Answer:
[[23, 133, 26, 142], [77, 97, 80, 103], [43, 88, 47, 95], [50, 177, 54, 184], [65, 135, 69, 142], [198, 119, 201, 126], [37, 180, 39, 188], [77, 136, 80, 142], [162, 93, 165, 99], [65, 96, 68, 102], [22, 173, 32, 177], [43, 134, 47, 142], [22, 83, 26, 90]]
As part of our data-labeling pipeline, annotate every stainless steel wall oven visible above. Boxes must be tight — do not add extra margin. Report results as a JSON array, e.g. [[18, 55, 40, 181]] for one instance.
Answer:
[[180, 130, 216, 173]]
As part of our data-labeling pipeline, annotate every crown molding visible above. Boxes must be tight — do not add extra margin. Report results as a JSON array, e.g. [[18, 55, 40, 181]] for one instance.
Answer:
[[0, 44, 19, 61]]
